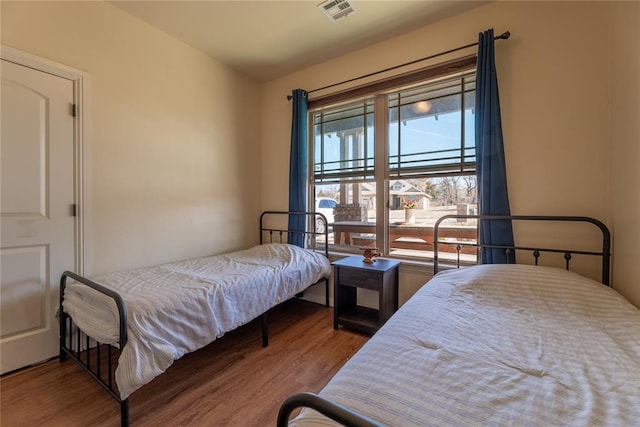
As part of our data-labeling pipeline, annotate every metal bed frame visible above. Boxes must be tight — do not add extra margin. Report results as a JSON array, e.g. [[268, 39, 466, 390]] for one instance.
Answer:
[[59, 211, 329, 427], [277, 214, 612, 426], [433, 214, 611, 285]]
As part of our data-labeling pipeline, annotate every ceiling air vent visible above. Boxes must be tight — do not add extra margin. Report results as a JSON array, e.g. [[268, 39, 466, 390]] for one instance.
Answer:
[[318, 0, 356, 22]]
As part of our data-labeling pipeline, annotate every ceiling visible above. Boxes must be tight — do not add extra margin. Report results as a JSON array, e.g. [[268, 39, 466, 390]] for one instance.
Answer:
[[110, 1, 487, 82]]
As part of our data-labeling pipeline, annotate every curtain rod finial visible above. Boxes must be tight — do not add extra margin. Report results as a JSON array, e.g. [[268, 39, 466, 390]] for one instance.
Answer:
[[499, 31, 511, 40], [287, 90, 308, 100]]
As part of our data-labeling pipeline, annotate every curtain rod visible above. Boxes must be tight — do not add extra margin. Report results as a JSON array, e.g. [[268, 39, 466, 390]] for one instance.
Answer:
[[287, 30, 510, 100]]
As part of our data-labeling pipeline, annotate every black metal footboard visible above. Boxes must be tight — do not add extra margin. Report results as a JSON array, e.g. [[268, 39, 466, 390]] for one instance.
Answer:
[[59, 270, 130, 427], [277, 392, 382, 427]]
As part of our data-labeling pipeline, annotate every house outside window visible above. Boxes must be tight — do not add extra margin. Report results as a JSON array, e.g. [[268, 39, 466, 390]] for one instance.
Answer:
[[310, 65, 478, 263]]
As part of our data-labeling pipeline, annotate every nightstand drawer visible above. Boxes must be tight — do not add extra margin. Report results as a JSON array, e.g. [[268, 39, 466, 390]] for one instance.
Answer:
[[337, 268, 381, 290]]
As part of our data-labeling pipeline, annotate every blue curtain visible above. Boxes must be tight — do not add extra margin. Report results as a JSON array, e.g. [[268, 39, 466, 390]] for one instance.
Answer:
[[287, 89, 308, 247], [475, 29, 515, 263]]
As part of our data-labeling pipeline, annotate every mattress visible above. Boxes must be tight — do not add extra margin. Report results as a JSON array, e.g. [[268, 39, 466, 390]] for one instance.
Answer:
[[62, 243, 331, 399], [292, 264, 640, 426]]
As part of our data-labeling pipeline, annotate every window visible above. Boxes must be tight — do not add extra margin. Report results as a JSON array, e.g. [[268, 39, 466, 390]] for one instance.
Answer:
[[311, 67, 478, 262], [318, 199, 337, 209]]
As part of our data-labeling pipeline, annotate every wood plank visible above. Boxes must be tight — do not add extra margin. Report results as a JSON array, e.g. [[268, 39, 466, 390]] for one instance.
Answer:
[[0, 299, 368, 426]]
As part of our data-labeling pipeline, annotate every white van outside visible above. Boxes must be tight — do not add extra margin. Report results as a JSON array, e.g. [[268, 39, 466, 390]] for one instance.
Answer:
[[315, 197, 337, 232]]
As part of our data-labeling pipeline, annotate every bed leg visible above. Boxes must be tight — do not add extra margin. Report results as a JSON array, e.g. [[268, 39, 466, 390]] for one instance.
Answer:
[[261, 313, 269, 347], [59, 313, 67, 363], [325, 278, 330, 308], [121, 399, 129, 427]]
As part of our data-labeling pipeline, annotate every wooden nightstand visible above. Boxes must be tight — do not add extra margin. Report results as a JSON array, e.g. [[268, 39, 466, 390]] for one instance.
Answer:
[[332, 256, 400, 334]]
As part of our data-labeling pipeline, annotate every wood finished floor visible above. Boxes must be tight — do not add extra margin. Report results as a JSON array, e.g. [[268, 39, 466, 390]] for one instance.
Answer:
[[0, 300, 369, 426]]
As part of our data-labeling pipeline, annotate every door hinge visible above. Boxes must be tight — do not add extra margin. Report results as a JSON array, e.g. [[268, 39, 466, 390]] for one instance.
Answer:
[[71, 204, 77, 217], [71, 104, 77, 117]]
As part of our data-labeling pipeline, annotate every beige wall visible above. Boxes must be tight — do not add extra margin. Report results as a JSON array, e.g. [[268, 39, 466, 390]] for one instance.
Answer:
[[262, 1, 640, 305], [610, 1, 640, 307], [2, 1, 262, 275]]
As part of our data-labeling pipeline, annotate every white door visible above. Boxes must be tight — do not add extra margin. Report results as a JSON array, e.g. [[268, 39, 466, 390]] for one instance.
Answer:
[[1, 58, 76, 374]]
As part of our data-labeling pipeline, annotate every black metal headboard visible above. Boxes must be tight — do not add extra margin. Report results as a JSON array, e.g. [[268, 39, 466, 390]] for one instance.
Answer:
[[433, 215, 611, 286], [259, 211, 329, 258]]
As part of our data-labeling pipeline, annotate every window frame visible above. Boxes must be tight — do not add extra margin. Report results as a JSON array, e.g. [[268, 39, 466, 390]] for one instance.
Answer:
[[308, 56, 478, 259]]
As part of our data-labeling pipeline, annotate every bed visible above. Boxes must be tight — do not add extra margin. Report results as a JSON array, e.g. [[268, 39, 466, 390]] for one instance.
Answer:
[[278, 215, 640, 426], [59, 211, 331, 427]]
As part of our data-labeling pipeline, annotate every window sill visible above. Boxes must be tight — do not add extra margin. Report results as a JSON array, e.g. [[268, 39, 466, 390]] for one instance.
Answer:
[[328, 249, 476, 275]]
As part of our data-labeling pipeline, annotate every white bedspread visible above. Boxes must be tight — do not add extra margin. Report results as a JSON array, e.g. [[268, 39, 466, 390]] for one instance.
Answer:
[[293, 264, 640, 426], [63, 243, 330, 399]]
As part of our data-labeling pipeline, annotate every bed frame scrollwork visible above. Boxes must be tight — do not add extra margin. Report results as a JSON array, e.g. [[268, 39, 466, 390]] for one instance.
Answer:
[[433, 215, 611, 286]]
